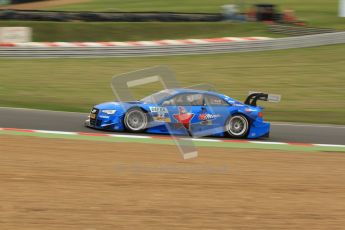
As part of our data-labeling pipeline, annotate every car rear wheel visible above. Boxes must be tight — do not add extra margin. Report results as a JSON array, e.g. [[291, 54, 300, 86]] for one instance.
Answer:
[[124, 108, 148, 132], [225, 114, 249, 138]]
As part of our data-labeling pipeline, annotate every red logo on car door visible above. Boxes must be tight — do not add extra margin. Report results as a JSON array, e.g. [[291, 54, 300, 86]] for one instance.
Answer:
[[173, 107, 194, 129]]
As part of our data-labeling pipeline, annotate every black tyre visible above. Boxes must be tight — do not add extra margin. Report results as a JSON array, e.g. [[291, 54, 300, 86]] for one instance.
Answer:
[[225, 114, 249, 138], [124, 108, 148, 133]]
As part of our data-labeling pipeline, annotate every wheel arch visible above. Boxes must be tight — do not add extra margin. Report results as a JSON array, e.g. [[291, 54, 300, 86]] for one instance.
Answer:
[[225, 112, 251, 138], [228, 111, 252, 125], [129, 106, 149, 113]]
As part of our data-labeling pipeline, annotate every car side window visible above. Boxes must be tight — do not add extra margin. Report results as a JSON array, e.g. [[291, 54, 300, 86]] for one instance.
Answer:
[[162, 93, 204, 106], [204, 94, 229, 106]]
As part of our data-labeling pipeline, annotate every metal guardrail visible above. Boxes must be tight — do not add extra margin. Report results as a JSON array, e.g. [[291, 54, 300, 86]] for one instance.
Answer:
[[269, 24, 336, 36], [1, 32, 345, 58]]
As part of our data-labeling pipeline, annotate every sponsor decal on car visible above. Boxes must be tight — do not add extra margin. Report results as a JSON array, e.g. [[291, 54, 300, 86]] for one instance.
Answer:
[[150, 106, 171, 122], [150, 107, 168, 113], [198, 113, 221, 121], [173, 107, 194, 129], [200, 120, 213, 125], [154, 115, 171, 122]]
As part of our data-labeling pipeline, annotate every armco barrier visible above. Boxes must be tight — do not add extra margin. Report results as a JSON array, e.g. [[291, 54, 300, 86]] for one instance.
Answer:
[[269, 24, 336, 36], [0, 32, 344, 58]]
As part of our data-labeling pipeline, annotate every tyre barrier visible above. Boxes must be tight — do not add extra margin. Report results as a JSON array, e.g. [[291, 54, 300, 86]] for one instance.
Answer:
[[0, 9, 222, 22]]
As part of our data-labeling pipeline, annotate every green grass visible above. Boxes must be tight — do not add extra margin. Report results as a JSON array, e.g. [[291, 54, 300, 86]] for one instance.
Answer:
[[1, 44, 345, 124], [0, 21, 277, 42], [49, 0, 345, 29]]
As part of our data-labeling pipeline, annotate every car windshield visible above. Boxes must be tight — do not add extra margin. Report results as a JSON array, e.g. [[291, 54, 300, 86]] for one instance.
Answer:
[[140, 89, 176, 104]]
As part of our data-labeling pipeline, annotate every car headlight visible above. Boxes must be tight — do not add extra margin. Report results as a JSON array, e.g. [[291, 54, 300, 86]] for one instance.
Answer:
[[102, 110, 116, 115]]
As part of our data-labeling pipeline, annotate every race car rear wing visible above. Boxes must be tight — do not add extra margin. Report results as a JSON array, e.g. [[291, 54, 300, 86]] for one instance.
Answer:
[[244, 92, 281, 106]]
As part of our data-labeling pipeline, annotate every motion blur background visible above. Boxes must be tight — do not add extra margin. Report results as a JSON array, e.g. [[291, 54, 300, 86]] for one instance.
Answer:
[[0, 0, 344, 124]]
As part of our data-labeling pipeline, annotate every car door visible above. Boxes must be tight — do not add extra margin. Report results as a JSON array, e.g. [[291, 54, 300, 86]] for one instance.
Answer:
[[191, 94, 230, 136]]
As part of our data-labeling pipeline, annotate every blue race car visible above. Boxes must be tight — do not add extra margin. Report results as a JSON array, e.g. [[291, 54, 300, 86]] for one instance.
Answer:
[[85, 89, 280, 139]]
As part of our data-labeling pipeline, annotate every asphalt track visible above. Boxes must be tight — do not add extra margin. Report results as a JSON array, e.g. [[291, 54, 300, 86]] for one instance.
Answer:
[[1, 107, 344, 145]]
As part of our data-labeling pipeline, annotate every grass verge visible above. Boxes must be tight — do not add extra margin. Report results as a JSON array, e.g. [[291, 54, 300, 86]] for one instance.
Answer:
[[0, 44, 344, 124]]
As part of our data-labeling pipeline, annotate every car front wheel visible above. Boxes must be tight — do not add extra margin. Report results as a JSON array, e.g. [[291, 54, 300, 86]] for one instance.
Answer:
[[225, 114, 249, 138], [124, 108, 148, 132]]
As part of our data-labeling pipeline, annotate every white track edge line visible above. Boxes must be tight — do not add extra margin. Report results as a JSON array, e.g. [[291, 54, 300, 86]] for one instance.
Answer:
[[34, 130, 78, 135], [109, 134, 151, 139], [249, 141, 288, 145], [313, 144, 345, 148]]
